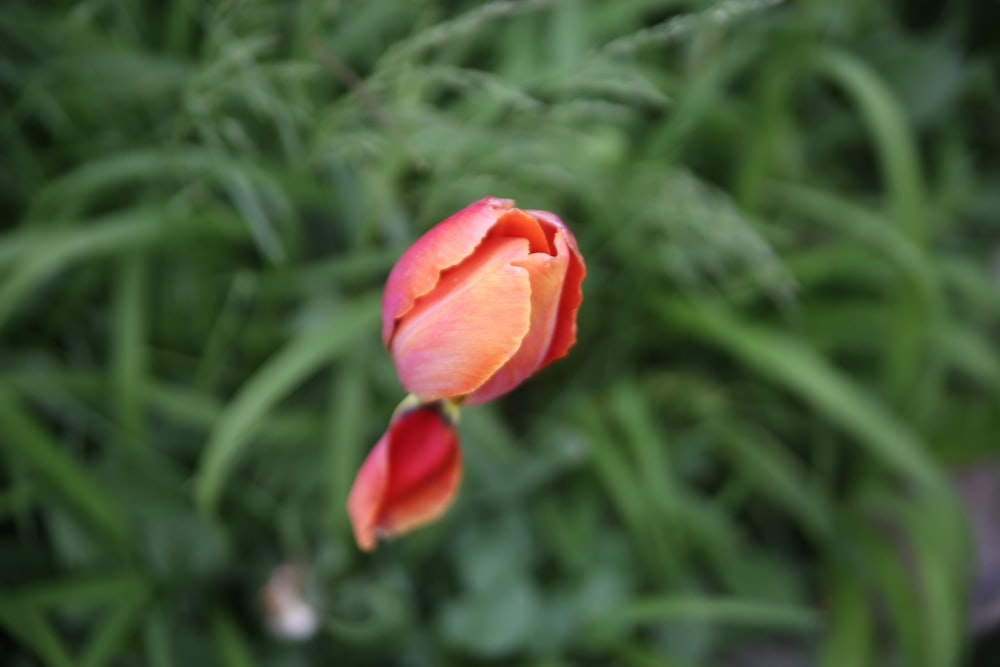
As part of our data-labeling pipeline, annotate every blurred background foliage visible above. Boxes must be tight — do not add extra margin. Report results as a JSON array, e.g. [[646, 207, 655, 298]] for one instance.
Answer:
[[1, 0, 999, 665]]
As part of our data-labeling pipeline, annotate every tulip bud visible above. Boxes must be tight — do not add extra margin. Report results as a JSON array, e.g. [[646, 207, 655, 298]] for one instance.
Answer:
[[382, 197, 585, 405], [346, 401, 461, 552]]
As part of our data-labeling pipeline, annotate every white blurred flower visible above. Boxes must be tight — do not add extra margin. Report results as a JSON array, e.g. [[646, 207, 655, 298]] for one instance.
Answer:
[[260, 563, 319, 640]]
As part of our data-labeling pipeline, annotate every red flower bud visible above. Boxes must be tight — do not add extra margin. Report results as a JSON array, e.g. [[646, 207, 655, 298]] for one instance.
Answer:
[[382, 197, 585, 404], [346, 403, 461, 552]]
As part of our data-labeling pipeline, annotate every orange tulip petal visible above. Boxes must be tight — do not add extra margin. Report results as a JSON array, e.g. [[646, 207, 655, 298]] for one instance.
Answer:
[[382, 197, 515, 345], [488, 208, 552, 254], [391, 237, 532, 402], [529, 211, 585, 367], [466, 231, 571, 405], [542, 249, 584, 366], [528, 210, 581, 257], [346, 430, 390, 552], [346, 406, 461, 552]]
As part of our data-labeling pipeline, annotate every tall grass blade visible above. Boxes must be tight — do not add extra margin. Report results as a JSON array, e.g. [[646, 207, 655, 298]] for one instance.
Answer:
[[596, 597, 819, 633], [195, 295, 380, 513], [0, 391, 130, 549], [663, 298, 943, 491], [0, 604, 75, 667], [111, 253, 148, 449]]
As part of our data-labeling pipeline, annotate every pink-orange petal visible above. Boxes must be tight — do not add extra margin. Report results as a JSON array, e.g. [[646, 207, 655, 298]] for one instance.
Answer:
[[542, 250, 584, 366], [346, 406, 462, 552], [391, 237, 532, 402], [531, 212, 585, 366], [487, 209, 552, 254], [527, 210, 580, 257], [466, 230, 571, 405], [382, 197, 515, 345], [346, 430, 391, 552]]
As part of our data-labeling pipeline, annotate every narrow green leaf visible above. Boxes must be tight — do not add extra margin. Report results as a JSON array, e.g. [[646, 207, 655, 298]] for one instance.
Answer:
[[597, 597, 819, 633], [164, 0, 196, 55], [773, 182, 943, 405], [862, 489, 968, 667], [195, 296, 381, 513], [27, 148, 291, 228], [193, 271, 257, 392], [0, 206, 237, 334], [608, 382, 680, 524], [663, 298, 943, 492], [819, 570, 873, 667], [608, 383, 684, 580], [147, 382, 321, 447], [144, 607, 176, 667], [853, 507, 926, 667], [325, 353, 370, 532], [0, 390, 130, 549], [714, 421, 833, 541], [810, 48, 927, 247], [940, 256, 1000, 318], [0, 603, 75, 667], [225, 169, 285, 263], [773, 183, 941, 319], [616, 645, 701, 667], [6, 572, 146, 609], [212, 612, 256, 667], [79, 598, 144, 667], [0, 480, 36, 519], [934, 325, 1000, 392], [111, 253, 148, 449], [575, 402, 675, 585], [664, 298, 969, 659]]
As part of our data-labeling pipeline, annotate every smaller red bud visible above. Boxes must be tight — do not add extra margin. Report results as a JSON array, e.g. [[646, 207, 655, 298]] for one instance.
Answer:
[[346, 401, 461, 552]]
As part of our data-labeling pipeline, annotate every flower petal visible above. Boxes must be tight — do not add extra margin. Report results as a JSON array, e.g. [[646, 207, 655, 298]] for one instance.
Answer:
[[466, 230, 571, 405], [378, 418, 461, 539], [382, 197, 515, 345], [529, 211, 586, 366], [346, 406, 461, 552], [346, 431, 390, 552], [487, 208, 552, 254], [391, 237, 532, 401]]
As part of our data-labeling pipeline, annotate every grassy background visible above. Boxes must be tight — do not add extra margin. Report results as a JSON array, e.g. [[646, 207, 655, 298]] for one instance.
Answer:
[[2, 0, 999, 665]]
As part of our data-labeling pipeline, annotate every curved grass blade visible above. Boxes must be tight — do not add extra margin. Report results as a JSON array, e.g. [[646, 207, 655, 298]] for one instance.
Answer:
[[195, 295, 380, 514], [663, 298, 943, 491], [111, 253, 148, 450], [0, 206, 239, 334], [0, 390, 130, 549], [595, 597, 819, 634], [211, 611, 255, 667], [0, 604, 75, 667], [324, 352, 370, 532], [772, 183, 942, 321], [773, 182, 943, 407], [5, 572, 146, 609], [819, 569, 873, 667], [810, 48, 927, 247], [663, 297, 969, 663], [79, 597, 144, 667], [713, 420, 834, 541], [27, 149, 292, 238]]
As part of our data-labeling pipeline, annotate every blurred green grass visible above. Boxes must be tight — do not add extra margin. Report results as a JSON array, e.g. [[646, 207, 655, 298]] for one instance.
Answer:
[[2, 0, 999, 665]]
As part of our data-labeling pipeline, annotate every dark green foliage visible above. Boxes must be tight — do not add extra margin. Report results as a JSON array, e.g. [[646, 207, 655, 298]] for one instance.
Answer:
[[1, 0, 998, 665]]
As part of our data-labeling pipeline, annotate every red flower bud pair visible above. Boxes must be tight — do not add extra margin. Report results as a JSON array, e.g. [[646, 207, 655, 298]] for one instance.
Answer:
[[347, 198, 585, 551]]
